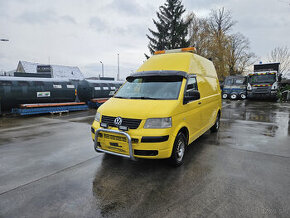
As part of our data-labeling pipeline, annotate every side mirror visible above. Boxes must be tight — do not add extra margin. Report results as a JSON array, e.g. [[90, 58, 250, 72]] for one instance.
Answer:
[[184, 90, 200, 104], [278, 74, 282, 82]]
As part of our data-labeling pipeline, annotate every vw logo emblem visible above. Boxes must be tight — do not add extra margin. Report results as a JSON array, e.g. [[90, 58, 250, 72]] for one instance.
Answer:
[[114, 117, 122, 126]]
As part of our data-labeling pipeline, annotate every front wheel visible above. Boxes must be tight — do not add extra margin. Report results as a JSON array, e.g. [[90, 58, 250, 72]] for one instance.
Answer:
[[169, 132, 187, 167], [222, 93, 228, 99]]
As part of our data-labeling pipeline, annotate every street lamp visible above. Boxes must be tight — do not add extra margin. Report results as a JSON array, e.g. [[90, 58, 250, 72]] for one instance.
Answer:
[[117, 53, 120, 81], [100, 61, 104, 77]]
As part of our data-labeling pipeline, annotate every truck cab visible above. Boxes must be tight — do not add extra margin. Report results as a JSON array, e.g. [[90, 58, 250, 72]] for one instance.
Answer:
[[247, 63, 280, 100], [247, 71, 278, 100]]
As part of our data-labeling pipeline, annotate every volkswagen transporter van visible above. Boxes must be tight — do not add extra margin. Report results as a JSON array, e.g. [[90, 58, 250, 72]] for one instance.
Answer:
[[91, 47, 222, 166]]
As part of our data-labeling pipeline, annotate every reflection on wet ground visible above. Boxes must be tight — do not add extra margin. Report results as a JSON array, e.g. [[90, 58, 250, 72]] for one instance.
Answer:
[[220, 100, 290, 158], [0, 100, 289, 217]]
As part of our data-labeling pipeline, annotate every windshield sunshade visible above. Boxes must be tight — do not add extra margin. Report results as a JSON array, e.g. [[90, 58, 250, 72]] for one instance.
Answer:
[[115, 76, 183, 100]]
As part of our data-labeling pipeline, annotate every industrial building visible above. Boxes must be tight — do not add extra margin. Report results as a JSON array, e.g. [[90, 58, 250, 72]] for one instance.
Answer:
[[14, 61, 84, 80]]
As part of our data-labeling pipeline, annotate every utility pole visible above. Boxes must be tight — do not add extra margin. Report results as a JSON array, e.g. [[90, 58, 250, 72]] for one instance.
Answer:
[[117, 53, 120, 81]]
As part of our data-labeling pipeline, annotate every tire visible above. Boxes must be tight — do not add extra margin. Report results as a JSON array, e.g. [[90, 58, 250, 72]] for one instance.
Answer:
[[169, 132, 187, 167], [210, 113, 220, 133], [222, 93, 228, 99], [240, 93, 247, 100], [230, 93, 237, 100]]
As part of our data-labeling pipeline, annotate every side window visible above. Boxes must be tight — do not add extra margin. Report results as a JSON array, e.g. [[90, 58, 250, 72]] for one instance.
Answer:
[[185, 77, 197, 96], [225, 79, 233, 85]]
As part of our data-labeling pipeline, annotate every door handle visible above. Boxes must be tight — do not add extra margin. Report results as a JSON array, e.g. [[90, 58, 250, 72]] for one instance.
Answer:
[[198, 102, 202, 105]]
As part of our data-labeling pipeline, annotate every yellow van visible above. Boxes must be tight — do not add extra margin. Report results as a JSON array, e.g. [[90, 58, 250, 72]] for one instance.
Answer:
[[91, 47, 222, 166]]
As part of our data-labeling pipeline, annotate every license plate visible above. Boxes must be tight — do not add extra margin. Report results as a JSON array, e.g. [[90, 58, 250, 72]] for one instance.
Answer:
[[99, 133, 129, 155], [103, 133, 127, 142]]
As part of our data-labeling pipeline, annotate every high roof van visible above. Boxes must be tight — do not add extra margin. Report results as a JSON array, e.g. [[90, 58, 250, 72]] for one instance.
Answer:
[[91, 47, 222, 166]]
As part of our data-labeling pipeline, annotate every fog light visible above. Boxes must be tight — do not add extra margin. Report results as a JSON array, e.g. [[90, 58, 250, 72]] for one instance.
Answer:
[[100, 123, 108, 128], [118, 125, 129, 131]]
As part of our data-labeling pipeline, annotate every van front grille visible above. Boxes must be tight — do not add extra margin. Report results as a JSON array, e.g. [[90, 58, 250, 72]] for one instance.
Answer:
[[101, 115, 141, 129]]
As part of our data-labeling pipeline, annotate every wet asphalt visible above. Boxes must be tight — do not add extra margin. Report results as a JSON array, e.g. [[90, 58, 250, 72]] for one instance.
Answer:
[[0, 100, 289, 218]]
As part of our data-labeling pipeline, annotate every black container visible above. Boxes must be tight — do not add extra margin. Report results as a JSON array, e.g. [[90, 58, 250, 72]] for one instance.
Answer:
[[0, 77, 78, 111], [77, 79, 123, 102]]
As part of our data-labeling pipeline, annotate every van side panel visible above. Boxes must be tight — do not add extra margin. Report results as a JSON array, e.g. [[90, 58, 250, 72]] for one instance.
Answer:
[[190, 55, 221, 130]]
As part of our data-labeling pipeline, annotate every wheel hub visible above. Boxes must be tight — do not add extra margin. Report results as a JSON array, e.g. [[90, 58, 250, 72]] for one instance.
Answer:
[[177, 140, 185, 161]]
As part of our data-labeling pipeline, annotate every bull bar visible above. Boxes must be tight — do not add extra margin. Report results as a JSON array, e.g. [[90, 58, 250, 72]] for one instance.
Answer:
[[94, 128, 135, 160]]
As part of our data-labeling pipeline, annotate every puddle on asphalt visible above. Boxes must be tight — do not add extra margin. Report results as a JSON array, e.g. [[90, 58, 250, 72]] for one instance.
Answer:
[[222, 100, 290, 137], [70, 117, 95, 125], [91, 142, 213, 217], [0, 131, 52, 145]]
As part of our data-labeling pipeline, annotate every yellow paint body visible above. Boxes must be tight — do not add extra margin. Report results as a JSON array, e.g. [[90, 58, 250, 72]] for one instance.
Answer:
[[91, 52, 221, 159]]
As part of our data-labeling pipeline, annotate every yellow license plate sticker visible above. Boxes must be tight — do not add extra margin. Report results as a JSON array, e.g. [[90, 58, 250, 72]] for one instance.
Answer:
[[99, 133, 129, 155]]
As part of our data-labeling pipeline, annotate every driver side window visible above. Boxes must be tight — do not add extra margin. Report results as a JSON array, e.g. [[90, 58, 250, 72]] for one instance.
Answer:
[[185, 77, 198, 96]]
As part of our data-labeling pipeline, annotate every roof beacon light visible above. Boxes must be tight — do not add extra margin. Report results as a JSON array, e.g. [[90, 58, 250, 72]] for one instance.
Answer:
[[154, 50, 165, 55], [154, 47, 196, 55]]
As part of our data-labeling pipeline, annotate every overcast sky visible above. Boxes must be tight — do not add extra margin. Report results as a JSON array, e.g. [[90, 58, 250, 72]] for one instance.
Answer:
[[0, 0, 289, 79]]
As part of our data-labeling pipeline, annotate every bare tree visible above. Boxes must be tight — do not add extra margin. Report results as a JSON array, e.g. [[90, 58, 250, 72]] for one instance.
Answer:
[[208, 7, 236, 37], [268, 46, 290, 74], [187, 8, 256, 80], [227, 33, 256, 75], [187, 13, 211, 57], [208, 8, 236, 79]]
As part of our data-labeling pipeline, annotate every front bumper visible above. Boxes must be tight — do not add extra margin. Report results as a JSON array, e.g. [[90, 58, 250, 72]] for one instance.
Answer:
[[91, 122, 174, 159], [247, 91, 277, 99]]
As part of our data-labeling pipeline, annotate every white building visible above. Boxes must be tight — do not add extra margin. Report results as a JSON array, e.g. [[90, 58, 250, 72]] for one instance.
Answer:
[[16, 61, 84, 80]]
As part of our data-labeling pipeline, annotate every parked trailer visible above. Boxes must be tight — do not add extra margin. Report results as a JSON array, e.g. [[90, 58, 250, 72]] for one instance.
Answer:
[[88, 98, 110, 108], [0, 77, 124, 115], [0, 77, 78, 112], [11, 102, 88, 115], [77, 80, 123, 102]]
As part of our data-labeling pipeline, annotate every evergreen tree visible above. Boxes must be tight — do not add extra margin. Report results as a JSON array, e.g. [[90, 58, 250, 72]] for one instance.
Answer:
[[146, 0, 190, 57]]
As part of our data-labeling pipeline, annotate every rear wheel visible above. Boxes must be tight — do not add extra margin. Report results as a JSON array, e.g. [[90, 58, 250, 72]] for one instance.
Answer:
[[240, 93, 247, 100], [210, 113, 220, 133], [230, 93, 237, 100], [169, 132, 187, 167]]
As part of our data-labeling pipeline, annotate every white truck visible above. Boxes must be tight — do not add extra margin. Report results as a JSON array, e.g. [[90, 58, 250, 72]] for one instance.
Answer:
[[247, 63, 280, 100]]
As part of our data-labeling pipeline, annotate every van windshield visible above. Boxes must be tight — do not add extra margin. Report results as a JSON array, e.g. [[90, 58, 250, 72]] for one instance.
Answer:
[[114, 76, 183, 100]]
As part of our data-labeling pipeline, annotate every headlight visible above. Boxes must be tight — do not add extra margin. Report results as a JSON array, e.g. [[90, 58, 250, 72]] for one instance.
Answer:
[[144, 117, 172, 129], [247, 83, 252, 90], [95, 112, 101, 122], [271, 82, 277, 90]]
